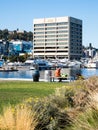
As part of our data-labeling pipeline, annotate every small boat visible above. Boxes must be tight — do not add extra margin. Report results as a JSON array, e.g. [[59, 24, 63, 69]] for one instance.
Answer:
[[29, 66, 35, 70], [85, 60, 98, 68]]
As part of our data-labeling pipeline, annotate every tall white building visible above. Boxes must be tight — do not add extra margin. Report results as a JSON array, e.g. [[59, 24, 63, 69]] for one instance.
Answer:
[[33, 16, 82, 60]]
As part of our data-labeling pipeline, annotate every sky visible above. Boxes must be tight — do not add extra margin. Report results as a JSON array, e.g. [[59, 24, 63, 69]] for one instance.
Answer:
[[0, 0, 98, 48]]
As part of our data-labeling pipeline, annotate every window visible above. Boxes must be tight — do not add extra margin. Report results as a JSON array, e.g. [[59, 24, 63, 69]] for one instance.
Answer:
[[57, 30, 68, 33], [34, 24, 44, 27], [34, 32, 44, 34], [34, 28, 44, 31], [45, 23, 56, 26], [57, 26, 68, 29], [45, 31, 56, 34], [45, 27, 56, 30], [57, 22, 68, 25]]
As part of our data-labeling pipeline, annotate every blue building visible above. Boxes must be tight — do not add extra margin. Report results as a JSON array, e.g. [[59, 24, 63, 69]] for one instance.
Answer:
[[9, 40, 33, 55], [0, 40, 9, 56]]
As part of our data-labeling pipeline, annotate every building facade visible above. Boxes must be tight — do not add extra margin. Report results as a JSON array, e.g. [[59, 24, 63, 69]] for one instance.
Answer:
[[9, 40, 33, 55], [0, 40, 33, 57], [33, 16, 82, 60], [0, 40, 9, 56]]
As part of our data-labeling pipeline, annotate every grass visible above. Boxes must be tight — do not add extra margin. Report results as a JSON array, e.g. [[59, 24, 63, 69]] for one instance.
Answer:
[[1, 77, 98, 130], [0, 80, 68, 112]]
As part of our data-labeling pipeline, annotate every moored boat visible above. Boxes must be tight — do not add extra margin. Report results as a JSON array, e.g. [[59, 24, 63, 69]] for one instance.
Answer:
[[84, 60, 98, 68]]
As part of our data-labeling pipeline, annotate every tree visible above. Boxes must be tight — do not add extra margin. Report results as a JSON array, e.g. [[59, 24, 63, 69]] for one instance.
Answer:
[[0, 29, 33, 41], [0, 30, 3, 39], [27, 31, 33, 41], [2, 29, 9, 40]]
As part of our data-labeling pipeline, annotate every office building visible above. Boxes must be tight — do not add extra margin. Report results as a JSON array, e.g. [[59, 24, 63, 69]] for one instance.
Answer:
[[33, 16, 82, 60]]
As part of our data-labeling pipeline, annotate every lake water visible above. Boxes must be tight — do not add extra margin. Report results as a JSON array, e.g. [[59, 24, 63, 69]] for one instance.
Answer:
[[0, 68, 98, 80]]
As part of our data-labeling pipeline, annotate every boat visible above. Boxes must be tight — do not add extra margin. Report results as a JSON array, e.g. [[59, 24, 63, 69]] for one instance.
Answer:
[[29, 66, 35, 70], [67, 61, 81, 68], [85, 60, 98, 68], [0, 62, 18, 72], [35, 59, 50, 70], [25, 59, 50, 70], [25, 59, 35, 66]]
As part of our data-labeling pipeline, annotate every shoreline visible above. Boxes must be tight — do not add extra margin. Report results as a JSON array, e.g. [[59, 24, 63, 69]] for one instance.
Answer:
[[0, 78, 44, 82]]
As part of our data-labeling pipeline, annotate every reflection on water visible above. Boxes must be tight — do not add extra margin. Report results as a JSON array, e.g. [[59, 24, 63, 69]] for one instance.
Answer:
[[0, 68, 98, 79], [81, 68, 98, 78], [0, 70, 34, 79]]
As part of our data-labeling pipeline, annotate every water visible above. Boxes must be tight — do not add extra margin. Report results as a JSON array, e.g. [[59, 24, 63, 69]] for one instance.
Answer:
[[0, 68, 98, 79], [81, 68, 98, 78], [0, 70, 33, 79]]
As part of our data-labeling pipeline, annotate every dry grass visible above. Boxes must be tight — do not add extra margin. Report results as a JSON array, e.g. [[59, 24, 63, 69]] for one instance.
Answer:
[[0, 105, 37, 130], [66, 76, 98, 130]]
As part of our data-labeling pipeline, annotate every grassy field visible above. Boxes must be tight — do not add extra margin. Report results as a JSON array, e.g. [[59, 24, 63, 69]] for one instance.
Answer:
[[0, 77, 98, 130], [0, 80, 67, 112]]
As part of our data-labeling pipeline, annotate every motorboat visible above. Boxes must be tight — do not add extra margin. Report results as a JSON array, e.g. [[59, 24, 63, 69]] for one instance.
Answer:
[[29, 66, 35, 70], [35, 59, 50, 70], [85, 60, 98, 68]]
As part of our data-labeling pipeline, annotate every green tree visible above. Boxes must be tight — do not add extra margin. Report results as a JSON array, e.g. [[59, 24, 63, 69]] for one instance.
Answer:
[[18, 55, 26, 62], [0, 30, 3, 39], [2, 29, 9, 40]]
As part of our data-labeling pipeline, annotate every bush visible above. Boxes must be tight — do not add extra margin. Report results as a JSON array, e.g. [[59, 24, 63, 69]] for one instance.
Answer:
[[28, 97, 71, 130], [68, 108, 98, 130], [0, 105, 37, 130]]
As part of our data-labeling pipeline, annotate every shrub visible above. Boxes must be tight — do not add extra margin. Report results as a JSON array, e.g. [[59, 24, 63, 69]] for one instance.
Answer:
[[68, 108, 98, 130], [28, 97, 71, 130], [0, 104, 37, 130]]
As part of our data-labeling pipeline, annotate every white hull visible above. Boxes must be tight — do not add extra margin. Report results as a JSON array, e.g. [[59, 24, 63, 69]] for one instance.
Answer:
[[85, 61, 98, 68]]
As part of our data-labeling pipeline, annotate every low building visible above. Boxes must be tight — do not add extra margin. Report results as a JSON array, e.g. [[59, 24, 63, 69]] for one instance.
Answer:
[[0, 40, 9, 56], [9, 40, 33, 55]]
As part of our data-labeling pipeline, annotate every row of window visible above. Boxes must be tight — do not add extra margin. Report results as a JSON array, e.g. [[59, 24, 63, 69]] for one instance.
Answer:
[[71, 39, 82, 43], [34, 26, 68, 31], [34, 50, 69, 53], [70, 22, 82, 27], [45, 43, 68, 45], [34, 38, 68, 42], [70, 51, 82, 54], [70, 30, 82, 34], [34, 27, 68, 31], [34, 42, 82, 46], [34, 34, 68, 38], [71, 27, 82, 31], [34, 30, 68, 34], [71, 32, 82, 36], [34, 42, 68, 45], [34, 22, 68, 27]]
